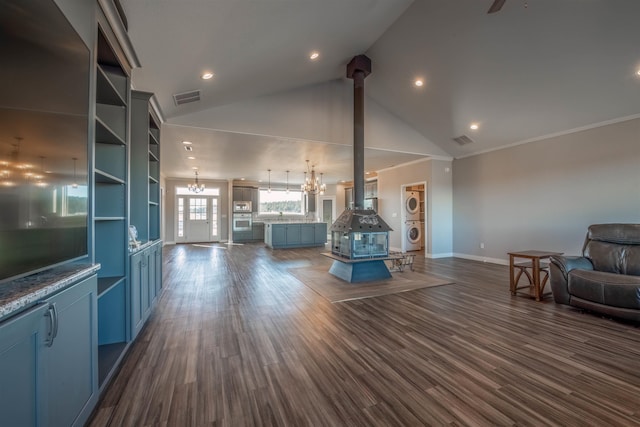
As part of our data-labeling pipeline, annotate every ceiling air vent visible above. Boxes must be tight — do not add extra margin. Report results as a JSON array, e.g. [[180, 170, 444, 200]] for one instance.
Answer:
[[173, 90, 201, 106], [452, 135, 475, 146]]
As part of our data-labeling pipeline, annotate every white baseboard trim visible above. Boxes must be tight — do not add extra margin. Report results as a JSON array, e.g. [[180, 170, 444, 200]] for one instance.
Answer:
[[425, 252, 454, 259], [452, 253, 508, 266], [164, 240, 176, 245]]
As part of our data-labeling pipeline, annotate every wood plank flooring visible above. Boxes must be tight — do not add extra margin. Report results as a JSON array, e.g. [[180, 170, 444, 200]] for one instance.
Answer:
[[89, 243, 640, 426]]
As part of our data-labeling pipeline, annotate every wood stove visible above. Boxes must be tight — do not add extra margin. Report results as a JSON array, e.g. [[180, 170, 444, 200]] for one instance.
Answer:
[[330, 208, 391, 259], [325, 54, 397, 283]]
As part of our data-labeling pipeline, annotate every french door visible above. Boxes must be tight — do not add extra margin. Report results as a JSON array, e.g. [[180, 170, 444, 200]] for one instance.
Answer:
[[176, 195, 219, 243]]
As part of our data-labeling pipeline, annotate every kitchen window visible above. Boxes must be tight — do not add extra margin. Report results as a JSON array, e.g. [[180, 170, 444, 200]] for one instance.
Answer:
[[259, 189, 304, 215]]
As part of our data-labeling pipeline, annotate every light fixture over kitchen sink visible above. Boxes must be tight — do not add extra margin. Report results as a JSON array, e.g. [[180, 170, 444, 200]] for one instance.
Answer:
[[301, 160, 326, 195]]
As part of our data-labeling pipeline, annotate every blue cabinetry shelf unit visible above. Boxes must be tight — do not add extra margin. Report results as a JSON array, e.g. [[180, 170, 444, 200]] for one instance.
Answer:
[[0, 274, 98, 427], [94, 19, 132, 388]]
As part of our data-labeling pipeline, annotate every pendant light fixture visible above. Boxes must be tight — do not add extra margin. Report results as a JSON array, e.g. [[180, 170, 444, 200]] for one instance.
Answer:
[[188, 170, 205, 193], [267, 169, 272, 193], [286, 170, 290, 193]]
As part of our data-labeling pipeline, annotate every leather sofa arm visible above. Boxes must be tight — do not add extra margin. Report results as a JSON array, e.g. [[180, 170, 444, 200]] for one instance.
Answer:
[[549, 256, 593, 305]]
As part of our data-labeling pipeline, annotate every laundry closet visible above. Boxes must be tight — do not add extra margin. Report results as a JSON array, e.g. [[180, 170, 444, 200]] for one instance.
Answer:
[[402, 184, 425, 252]]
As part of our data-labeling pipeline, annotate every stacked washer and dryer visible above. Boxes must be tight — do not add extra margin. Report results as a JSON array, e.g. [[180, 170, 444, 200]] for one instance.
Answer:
[[403, 190, 422, 251]]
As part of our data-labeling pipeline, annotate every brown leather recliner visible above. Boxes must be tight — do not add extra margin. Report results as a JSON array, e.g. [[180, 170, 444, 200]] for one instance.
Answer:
[[549, 224, 640, 321]]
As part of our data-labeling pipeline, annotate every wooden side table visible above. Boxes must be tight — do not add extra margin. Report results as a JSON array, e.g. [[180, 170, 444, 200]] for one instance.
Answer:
[[508, 250, 563, 301]]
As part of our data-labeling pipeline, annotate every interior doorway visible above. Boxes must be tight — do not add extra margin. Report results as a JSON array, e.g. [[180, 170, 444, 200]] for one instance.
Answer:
[[400, 182, 426, 253], [319, 196, 336, 238], [175, 188, 221, 243]]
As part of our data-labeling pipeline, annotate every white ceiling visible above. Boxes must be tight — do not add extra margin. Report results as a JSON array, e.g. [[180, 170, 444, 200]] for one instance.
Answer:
[[121, 0, 640, 184]]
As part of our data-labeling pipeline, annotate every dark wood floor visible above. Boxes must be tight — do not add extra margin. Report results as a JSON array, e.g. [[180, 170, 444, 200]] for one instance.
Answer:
[[89, 243, 640, 426]]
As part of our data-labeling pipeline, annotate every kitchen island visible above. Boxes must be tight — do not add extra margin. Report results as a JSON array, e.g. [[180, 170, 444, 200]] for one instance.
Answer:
[[264, 221, 327, 249]]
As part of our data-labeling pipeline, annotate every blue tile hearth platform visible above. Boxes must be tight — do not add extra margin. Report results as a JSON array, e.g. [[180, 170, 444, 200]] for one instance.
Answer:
[[322, 253, 402, 283]]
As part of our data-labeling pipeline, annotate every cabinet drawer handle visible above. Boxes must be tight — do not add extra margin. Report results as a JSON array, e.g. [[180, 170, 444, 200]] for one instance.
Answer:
[[45, 303, 59, 347]]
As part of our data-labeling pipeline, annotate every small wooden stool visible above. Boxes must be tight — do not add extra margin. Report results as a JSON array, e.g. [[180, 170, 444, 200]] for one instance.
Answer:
[[511, 261, 550, 295], [387, 252, 415, 272]]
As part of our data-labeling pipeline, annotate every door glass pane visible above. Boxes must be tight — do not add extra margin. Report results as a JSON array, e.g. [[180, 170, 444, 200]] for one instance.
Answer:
[[178, 197, 184, 237], [211, 197, 218, 237], [189, 198, 207, 220]]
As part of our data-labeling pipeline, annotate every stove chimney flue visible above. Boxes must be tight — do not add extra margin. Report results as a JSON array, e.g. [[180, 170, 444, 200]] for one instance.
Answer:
[[346, 55, 371, 210]]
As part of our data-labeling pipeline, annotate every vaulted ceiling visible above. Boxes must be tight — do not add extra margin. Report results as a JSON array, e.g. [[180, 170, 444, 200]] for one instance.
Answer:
[[121, 0, 640, 184]]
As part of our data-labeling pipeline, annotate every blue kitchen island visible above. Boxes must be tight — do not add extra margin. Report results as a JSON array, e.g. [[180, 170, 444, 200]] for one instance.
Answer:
[[264, 221, 328, 249]]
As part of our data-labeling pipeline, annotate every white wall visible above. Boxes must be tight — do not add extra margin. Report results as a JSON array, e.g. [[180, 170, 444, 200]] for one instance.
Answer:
[[170, 79, 450, 158], [429, 160, 454, 255], [377, 158, 453, 256], [453, 118, 640, 263]]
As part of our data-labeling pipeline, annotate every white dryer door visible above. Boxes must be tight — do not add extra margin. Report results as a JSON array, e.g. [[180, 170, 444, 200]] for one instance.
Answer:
[[405, 193, 420, 215], [407, 224, 421, 244]]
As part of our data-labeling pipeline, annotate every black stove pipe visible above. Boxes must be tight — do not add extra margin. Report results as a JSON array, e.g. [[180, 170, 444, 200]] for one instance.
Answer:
[[346, 55, 371, 210]]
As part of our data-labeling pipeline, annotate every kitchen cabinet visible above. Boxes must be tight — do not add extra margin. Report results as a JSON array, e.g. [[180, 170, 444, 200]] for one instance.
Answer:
[[233, 187, 259, 212], [251, 188, 259, 211], [345, 187, 353, 209], [234, 222, 264, 242], [271, 224, 286, 247], [0, 303, 46, 426], [0, 274, 98, 427], [315, 223, 328, 242], [43, 275, 98, 427], [306, 193, 316, 213], [365, 181, 378, 199], [233, 230, 253, 242], [265, 223, 327, 249], [252, 222, 265, 241], [285, 224, 301, 245], [130, 241, 162, 340], [300, 224, 315, 244]]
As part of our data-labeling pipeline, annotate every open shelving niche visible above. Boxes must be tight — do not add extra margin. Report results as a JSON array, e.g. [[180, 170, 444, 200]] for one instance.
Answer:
[[148, 115, 160, 241], [94, 26, 131, 387], [130, 90, 161, 243]]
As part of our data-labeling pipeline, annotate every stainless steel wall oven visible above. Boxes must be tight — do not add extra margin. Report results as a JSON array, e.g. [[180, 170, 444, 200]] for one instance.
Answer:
[[232, 213, 252, 232]]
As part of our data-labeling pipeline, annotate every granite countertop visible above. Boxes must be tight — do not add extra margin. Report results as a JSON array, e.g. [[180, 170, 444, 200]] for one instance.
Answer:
[[129, 239, 161, 253], [0, 263, 100, 322], [262, 220, 327, 224]]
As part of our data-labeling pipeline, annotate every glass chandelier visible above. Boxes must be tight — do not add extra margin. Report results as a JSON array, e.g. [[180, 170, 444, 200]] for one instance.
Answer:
[[188, 170, 205, 193], [301, 160, 326, 195]]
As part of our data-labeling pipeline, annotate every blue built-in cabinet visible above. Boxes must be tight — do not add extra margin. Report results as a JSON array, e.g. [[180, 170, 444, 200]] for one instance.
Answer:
[[94, 15, 132, 389], [0, 1, 163, 425], [130, 241, 162, 340], [0, 303, 45, 426], [0, 274, 98, 427]]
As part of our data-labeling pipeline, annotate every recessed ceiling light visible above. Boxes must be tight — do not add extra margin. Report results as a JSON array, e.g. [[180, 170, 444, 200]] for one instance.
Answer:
[[310, 51, 320, 60], [187, 156, 195, 160], [182, 141, 192, 145], [470, 123, 479, 130], [192, 166, 199, 170], [414, 79, 424, 87], [184, 145, 193, 152], [636, 69, 640, 76], [201, 72, 214, 80], [240, 178, 245, 181]]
